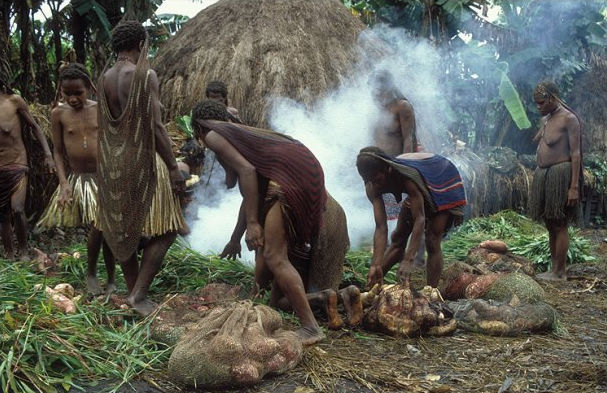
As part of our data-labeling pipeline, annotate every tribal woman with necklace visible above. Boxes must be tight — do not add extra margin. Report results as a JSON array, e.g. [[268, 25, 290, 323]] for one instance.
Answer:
[[530, 80, 583, 281], [38, 63, 116, 296]]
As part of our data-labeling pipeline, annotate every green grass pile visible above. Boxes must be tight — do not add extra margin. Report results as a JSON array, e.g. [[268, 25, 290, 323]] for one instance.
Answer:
[[442, 210, 596, 271], [0, 238, 254, 393]]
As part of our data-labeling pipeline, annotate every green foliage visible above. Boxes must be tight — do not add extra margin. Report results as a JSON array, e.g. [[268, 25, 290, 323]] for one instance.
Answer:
[[174, 113, 194, 139], [0, 238, 254, 392], [442, 211, 596, 271], [342, 250, 395, 288]]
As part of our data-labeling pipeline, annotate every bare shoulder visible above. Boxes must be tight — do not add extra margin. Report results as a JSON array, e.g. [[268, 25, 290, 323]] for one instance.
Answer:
[[9, 94, 28, 109], [563, 109, 580, 127], [86, 99, 98, 108]]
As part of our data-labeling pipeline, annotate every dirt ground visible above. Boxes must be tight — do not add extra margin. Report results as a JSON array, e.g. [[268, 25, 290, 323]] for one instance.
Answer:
[[54, 229, 607, 393]]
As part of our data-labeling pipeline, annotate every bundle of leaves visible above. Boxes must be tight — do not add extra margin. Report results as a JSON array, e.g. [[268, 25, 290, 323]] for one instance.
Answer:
[[442, 210, 596, 272]]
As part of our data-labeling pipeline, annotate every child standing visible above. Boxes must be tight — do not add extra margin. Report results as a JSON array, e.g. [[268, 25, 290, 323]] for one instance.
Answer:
[[38, 63, 115, 295]]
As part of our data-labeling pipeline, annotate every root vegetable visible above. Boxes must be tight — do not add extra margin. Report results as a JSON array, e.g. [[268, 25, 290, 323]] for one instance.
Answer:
[[479, 240, 508, 254], [53, 283, 75, 298], [231, 360, 260, 384]]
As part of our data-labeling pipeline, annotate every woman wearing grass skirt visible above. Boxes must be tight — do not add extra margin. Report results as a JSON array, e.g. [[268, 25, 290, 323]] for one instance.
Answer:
[[530, 80, 582, 281]]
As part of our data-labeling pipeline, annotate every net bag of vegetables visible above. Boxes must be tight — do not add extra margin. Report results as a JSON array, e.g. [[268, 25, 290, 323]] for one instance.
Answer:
[[168, 300, 302, 388]]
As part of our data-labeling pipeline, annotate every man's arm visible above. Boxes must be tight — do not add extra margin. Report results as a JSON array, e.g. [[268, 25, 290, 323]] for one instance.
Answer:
[[366, 182, 388, 288], [397, 100, 416, 153], [566, 113, 581, 206], [15, 95, 55, 170], [220, 201, 246, 260], [148, 70, 184, 193], [203, 130, 263, 251], [397, 179, 425, 282]]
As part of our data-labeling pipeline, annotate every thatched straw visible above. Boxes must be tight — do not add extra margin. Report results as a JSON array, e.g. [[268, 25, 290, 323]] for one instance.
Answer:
[[153, 0, 366, 127]]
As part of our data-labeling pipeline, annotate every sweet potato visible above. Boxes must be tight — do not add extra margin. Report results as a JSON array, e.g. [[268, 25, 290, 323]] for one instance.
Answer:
[[479, 240, 508, 254]]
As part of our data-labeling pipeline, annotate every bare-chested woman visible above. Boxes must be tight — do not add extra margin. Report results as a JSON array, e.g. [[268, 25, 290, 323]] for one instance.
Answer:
[[37, 63, 115, 295], [530, 80, 582, 281], [0, 70, 55, 260]]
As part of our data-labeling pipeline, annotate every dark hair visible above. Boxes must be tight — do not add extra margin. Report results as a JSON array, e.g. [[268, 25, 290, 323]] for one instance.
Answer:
[[179, 138, 206, 167], [356, 146, 389, 179], [205, 80, 228, 99], [110, 20, 147, 53], [59, 63, 93, 88], [534, 80, 560, 99], [192, 99, 230, 122]]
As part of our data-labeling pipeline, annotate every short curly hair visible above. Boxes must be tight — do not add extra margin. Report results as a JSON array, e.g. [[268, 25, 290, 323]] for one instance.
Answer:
[[205, 80, 228, 100], [59, 63, 93, 88], [356, 146, 389, 180], [110, 20, 147, 53], [192, 99, 229, 122]]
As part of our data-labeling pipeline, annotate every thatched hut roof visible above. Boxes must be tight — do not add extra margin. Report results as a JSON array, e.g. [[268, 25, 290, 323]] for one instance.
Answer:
[[153, 0, 366, 127]]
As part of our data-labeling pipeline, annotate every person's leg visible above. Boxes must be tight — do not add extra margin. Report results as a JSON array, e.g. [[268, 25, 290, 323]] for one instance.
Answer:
[[538, 219, 568, 280], [0, 213, 14, 259], [11, 178, 28, 258], [127, 231, 176, 316], [120, 252, 138, 294], [86, 228, 104, 295], [381, 204, 413, 276], [261, 203, 324, 345], [425, 213, 450, 288], [102, 240, 116, 294]]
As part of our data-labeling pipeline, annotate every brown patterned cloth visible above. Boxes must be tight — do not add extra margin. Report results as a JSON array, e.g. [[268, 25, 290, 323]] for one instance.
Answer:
[[0, 164, 28, 220], [197, 120, 327, 246]]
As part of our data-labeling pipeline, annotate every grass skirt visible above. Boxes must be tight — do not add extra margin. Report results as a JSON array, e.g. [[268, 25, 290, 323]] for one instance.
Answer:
[[141, 154, 186, 237], [529, 161, 580, 224], [37, 173, 98, 228]]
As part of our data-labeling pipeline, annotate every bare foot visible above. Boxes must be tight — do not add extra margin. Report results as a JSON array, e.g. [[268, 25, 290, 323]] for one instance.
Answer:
[[127, 296, 158, 317], [87, 276, 104, 296], [339, 285, 363, 326], [105, 282, 117, 296], [537, 271, 567, 281], [323, 289, 344, 330], [296, 325, 325, 346]]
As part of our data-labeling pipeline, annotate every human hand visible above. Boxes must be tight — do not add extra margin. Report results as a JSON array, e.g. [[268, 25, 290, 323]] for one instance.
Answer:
[[58, 185, 72, 208], [397, 259, 414, 288], [45, 156, 56, 173], [245, 222, 264, 251], [567, 187, 579, 207], [169, 167, 186, 195], [366, 265, 384, 290], [220, 240, 242, 260]]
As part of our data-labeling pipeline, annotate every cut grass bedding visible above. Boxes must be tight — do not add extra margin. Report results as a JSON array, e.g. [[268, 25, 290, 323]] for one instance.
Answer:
[[0, 212, 597, 392]]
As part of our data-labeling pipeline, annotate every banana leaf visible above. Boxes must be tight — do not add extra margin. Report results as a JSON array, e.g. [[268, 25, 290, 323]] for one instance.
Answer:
[[496, 62, 531, 130]]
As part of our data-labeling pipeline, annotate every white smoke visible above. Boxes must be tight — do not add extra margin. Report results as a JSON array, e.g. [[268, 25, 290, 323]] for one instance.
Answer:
[[186, 25, 453, 255]]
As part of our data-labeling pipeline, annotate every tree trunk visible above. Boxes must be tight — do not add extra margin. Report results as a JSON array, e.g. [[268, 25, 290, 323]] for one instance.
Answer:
[[15, 0, 34, 100], [71, 8, 86, 64], [0, 1, 11, 85], [32, 20, 54, 103]]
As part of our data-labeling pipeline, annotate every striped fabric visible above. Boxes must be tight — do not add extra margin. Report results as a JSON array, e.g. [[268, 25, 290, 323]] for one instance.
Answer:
[[390, 155, 466, 211], [199, 120, 327, 244]]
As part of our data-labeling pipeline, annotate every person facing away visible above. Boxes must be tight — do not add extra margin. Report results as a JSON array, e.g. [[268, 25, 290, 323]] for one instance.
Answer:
[[356, 147, 466, 290], [191, 98, 327, 345], [97, 20, 186, 316], [530, 80, 582, 281], [37, 63, 116, 295], [0, 68, 55, 260]]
